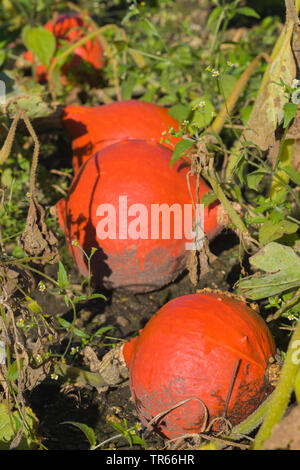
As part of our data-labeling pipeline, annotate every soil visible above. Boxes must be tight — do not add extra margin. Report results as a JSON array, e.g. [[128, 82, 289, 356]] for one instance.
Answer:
[[27, 230, 244, 450]]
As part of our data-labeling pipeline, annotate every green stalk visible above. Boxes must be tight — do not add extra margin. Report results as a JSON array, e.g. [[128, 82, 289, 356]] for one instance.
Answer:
[[252, 319, 300, 449], [205, 173, 248, 233]]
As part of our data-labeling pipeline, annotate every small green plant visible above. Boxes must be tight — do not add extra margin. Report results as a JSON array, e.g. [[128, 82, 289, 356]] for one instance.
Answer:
[[62, 418, 148, 450]]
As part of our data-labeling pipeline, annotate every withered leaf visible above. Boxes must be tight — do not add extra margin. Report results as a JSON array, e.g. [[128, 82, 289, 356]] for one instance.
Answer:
[[244, 23, 296, 151], [19, 196, 58, 264]]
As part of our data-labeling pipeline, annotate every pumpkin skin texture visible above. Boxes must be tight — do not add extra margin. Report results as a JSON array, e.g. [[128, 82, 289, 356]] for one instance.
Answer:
[[56, 140, 221, 293], [24, 13, 105, 84], [124, 292, 276, 439], [61, 100, 182, 174]]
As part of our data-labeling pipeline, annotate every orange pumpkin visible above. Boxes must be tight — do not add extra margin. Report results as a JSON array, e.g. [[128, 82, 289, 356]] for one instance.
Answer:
[[123, 291, 276, 439], [56, 140, 221, 293], [24, 12, 105, 84], [61, 100, 183, 174]]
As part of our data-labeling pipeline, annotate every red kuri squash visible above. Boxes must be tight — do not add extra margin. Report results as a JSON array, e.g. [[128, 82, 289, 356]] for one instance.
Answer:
[[123, 291, 276, 439], [61, 100, 182, 174], [56, 140, 221, 292], [24, 12, 105, 84]]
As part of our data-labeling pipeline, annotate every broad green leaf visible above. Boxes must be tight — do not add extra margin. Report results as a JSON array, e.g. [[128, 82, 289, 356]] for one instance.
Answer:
[[283, 102, 298, 128], [241, 105, 253, 125], [62, 421, 96, 448], [7, 359, 23, 382], [236, 7, 260, 19], [236, 242, 300, 299], [58, 261, 69, 289], [0, 404, 39, 450], [170, 139, 193, 166], [259, 219, 298, 245], [219, 74, 238, 99], [23, 26, 56, 67], [168, 104, 190, 122], [190, 97, 215, 129], [282, 165, 300, 186], [245, 169, 266, 190]]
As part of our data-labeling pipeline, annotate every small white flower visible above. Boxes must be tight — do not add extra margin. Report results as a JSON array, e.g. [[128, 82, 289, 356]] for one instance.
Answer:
[[212, 70, 220, 78], [292, 79, 300, 89], [51, 373, 59, 380], [35, 354, 43, 363], [38, 281, 46, 292]]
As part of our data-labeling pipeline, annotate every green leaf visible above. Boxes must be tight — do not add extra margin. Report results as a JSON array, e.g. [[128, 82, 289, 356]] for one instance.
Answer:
[[168, 104, 190, 122], [62, 421, 96, 448], [283, 102, 298, 128], [131, 433, 148, 447], [57, 261, 69, 289], [121, 72, 137, 100], [0, 404, 39, 450], [236, 7, 260, 19], [88, 293, 107, 301], [108, 420, 126, 434], [282, 165, 300, 186], [201, 191, 218, 207], [236, 242, 300, 299], [170, 139, 194, 166], [161, 67, 176, 97], [7, 359, 23, 382], [93, 326, 114, 337], [219, 74, 238, 99], [259, 219, 298, 245], [207, 6, 223, 29], [23, 26, 56, 67], [245, 169, 266, 190], [190, 97, 215, 129], [24, 296, 43, 314], [57, 317, 71, 330], [57, 317, 89, 338], [241, 105, 253, 125]]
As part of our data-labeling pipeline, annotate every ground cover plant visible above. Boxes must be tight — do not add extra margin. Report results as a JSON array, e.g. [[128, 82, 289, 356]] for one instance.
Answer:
[[0, 0, 300, 451]]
